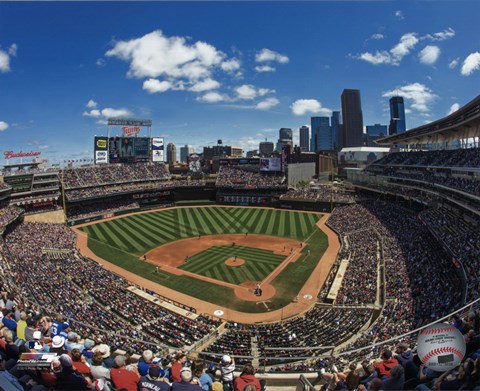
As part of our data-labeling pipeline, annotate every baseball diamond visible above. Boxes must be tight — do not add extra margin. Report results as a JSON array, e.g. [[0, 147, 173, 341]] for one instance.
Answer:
[[76, 206, 328, 314]]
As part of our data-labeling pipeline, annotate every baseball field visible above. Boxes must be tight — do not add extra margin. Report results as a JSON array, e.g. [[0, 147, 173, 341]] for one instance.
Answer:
[[78, 206, 328, 313]]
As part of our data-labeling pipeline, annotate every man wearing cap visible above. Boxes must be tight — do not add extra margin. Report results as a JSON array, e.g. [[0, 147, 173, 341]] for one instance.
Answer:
[[171, 366, 202, 391], [24, 317, 37, 342], [50, 335, 68, 355], [395, 342, 414, 368], [110, 354, 140, 391], [55, 353, 93, 390], [220, 355, 235, 391], [138, 364, 171, 391], [82, 339, 95, 363]]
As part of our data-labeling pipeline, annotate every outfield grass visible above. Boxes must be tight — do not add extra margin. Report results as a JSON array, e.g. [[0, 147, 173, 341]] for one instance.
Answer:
[[81, 206, 326, 313]]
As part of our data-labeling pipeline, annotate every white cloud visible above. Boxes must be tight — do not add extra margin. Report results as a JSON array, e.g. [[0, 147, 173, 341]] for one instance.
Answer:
[[356, 32, 418, 66], [105, 30, 251, 98], [8, 44, 17, 56], [83, 109, 101, 118], [447, 103, 460, 115], [0, 121, 9, 131], [235, 84, 257, 100], [383, 83, 437, 113], [234, 84, 274, 100], [96, 58, 106, 67], [38, 145, 49, 150], [196, 91, 229, 103], [188, 78, 220, 92], [143, 78, 173, 93], [461, 52, 480, 76], [371, 33, 384, 40], [390, 33, 419, 60], [86, 100, 97, 108], [291, 99, 332, 116], [255, 48, 289, 64], [419, 45, 440, 65], [83, 106, 132, 119], [255, 65, 276, 72], [448, 58, 460, 69], [255, 98, 279, 110], [425, 28, 455, 41], [220, 59, 241, 72], [101, 108, 132, 118], [357, 50, 392, 65], [395, 10, 404, 20], [0, 50, 10, 73]]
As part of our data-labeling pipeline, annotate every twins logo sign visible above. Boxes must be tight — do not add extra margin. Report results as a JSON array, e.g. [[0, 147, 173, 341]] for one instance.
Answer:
[[417, 323, 466, 371]]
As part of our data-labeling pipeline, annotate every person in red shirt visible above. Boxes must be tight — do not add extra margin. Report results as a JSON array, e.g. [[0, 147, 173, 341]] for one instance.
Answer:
[[71, 348, 91, 377], [170, 352, 188, 382], [110, 355, 140, 391], [234, 363, 261, 391], [374, 349, 399, 379]]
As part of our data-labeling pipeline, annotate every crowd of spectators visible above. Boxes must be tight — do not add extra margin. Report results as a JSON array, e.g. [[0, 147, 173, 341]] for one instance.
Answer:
[[372, 147, 480, 168], [421, 206, 480, 302], [216, 166, 285, 189], [62, 163, 170, 189], [0, 205, 23, 231], [0, 220, 221, 358], [325, 202, 463, 366], [66, 200, 140, 220], [0, 182, 11, 190], [366, 166, 480, 197], [280, 186, 356, 203]]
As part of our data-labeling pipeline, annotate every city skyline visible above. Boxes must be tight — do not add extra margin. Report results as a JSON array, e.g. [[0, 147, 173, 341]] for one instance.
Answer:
[[0, 1, 479, 164]]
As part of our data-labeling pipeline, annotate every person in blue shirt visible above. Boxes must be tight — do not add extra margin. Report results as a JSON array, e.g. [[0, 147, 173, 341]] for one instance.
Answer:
[[50, 313, 70, 338]]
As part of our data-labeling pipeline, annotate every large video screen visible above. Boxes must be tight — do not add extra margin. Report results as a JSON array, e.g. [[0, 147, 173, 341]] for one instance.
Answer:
[[109, 137, 150, 163], [259, 157, 282, 172]]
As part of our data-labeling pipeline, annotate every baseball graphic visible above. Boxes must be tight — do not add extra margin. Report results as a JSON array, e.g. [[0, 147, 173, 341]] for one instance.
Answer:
[[417, 323, 466, 371]]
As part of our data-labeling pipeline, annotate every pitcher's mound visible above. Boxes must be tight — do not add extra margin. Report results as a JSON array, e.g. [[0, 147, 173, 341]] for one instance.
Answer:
[[225, 257, 245, 266]]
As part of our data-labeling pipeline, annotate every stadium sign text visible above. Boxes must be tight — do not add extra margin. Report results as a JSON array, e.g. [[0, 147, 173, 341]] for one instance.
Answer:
[[4, 151, 41, 159], [121, 126, 141, 136], [107, 118, 152, 127]]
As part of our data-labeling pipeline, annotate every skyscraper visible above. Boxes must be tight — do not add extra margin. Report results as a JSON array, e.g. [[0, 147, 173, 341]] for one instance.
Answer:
[[276, 128, 293, 151], [259, 140, 274, 156], [331, 111, 342, 151], [310, 117, 332, 151], [299, 126, 310, 151], [180, 145, 195, 163], [389, 96, 406, 135], [166, 142, 176, 164], [341, 89, 364, 147]]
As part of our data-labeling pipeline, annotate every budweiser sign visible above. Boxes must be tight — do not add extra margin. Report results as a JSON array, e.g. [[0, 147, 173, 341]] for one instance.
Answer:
[[4, 151, 41, 159], [121, 126, 141, 136]]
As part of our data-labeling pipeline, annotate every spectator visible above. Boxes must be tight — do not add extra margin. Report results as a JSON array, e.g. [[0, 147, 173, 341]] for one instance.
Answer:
[[110, 355, 140, 391], [138, 363, 170, 391], [374, 349, 399, 379], [138, 349, 154, 377], [90, 350, 111, 382], [170, 353, 187, 382], [220, 355, 235, 391], [55, 353, 93, 390], [234, 363, 261, 391], [191, 359, 213, 391], [382, 365, 405, 390], [171, 366, 202, 391]]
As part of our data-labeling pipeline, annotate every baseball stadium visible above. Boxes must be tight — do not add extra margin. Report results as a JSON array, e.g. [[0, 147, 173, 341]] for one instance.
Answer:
[[0, 96, 480, 391]]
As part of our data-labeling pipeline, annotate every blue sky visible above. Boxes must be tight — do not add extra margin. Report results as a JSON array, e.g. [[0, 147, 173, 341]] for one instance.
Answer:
[[1, 1, 479, 164]]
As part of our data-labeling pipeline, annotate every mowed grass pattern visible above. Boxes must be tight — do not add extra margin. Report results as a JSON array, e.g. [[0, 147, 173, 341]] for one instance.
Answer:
[[180, 245, 285, 284], [80, 207, 319, 257]]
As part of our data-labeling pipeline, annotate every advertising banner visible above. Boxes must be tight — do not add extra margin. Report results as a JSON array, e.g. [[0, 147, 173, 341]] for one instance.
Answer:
[[151, 137, 164, 162], [94, 136, 108, 164]]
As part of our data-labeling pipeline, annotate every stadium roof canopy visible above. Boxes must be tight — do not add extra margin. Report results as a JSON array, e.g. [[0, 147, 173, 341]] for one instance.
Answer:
[[377, 95, 480, 146]]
